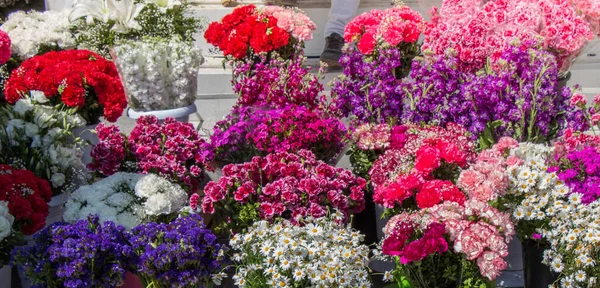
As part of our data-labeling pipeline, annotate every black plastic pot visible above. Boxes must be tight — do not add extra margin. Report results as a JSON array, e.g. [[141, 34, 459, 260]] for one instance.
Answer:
[[521, 240, 558, 288], [352, 191, 378, 246]]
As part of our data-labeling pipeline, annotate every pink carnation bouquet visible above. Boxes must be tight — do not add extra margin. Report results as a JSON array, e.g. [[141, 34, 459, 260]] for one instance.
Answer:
[[373, 125, 517, 286], [424, 0, 596, 72], [193, 150, 367, 233], [260, 6, 317, 42], [87, 116, 210, 191], [0, 30, 10, 65]]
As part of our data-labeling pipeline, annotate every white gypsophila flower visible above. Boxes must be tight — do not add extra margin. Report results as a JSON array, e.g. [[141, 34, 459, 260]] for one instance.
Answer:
[[230, 214, 371, 287], [113, 37, 202, 111], [134, 174, 188, 216], [64, 172, 144, 229], [1, 10, 76, 60]]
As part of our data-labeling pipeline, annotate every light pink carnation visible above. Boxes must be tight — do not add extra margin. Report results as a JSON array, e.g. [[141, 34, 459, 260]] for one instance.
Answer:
[[477, 251, 507, 280], [457, 170, 484, 191]]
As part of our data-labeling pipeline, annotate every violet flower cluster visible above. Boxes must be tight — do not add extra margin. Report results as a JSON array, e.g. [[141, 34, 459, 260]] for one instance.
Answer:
[[400, 46, 589, 145], [330, 45, 405, 124], [130, 214, 227, 288], [11, 216, 133, 288], [232, 53, 324, 110], [88, 116, 210, 190], [207, 105, 348, 166]]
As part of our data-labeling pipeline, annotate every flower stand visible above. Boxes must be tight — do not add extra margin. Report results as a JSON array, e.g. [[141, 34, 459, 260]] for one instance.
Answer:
[[46, 193, 68, 226], [127, 103, 197, 124], [369, 204, 395, 272], [0, 265, 10, 288], [72, 124, 99, 166]]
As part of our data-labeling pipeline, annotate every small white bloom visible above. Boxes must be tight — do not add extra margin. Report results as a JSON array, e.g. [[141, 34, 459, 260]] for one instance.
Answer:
[[50, 173, 66, 188], [30, 90, 49, 103], [12, 99, 34, 115]]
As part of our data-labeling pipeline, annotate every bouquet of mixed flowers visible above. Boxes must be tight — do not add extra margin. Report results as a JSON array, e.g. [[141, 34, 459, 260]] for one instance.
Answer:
[[0, 201, 20, 267], [399, 44, 589, 148], [64, 172, 188, 229], [130, 214, 228, 288], [11, 215, 134, 288], [112, 36, 203, 111], [0, 99, 88, 195], [232, 53, 324, 110], [196, 150, 366, 232], [424, 0, 596, 72], [0, 10, 76, 61], [3, 50, 127, 124], [207, 105, 348, 166], [229, 212, 371, 288], [376, 138, 517, 287], [330, 5, 426, 124], [204, 5, 315, 61], [0, 165, 52, 236], [88, 116, 210, 190], [69, 0, 201, 57], [346, 123, 392, 182]]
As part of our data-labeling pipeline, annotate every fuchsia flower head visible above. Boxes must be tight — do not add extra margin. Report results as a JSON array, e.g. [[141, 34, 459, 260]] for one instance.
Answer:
[[0, 30, 10, 64]]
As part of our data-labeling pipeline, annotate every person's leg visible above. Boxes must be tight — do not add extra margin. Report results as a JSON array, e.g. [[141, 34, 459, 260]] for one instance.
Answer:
[[320, 0, 360, 68]]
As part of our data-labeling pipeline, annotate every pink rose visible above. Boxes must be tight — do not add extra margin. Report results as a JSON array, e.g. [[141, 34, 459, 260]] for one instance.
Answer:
[[477, 251, 507, 280]]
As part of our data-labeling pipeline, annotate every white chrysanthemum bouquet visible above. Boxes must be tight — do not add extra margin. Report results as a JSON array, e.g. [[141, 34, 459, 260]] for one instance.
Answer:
[[112, 37, 203, 111], [64, 172, 188, 229], [0, 10, 76, 60], [229, 212, 372, 288]]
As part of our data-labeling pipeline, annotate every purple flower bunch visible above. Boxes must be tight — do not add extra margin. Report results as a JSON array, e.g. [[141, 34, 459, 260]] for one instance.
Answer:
[[400, 45, 589, 146], [11, 216, 133, 288], [330, 45, 405, 124], [232, 53, 324, 109], [549, 131, 600, 204], [88, 116, 210, 190], [130, 214, 227, 288], [207, 105, 348, 166]]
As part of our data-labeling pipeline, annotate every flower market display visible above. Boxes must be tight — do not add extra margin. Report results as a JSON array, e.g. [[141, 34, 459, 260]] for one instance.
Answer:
[[229, 212, 371, 288], [207, 105, 348, 166], [112, 36, 203, 112], [88, 116, 210, 190], [3, 50, 127, 124], [69, 0, 201, 57], [197, 150, 366, 232], [2, 1, 600, 288], [64, 172, 188, 229]]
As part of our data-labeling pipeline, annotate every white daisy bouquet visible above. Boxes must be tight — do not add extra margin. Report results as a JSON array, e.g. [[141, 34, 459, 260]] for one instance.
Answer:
[[64, 172, 188, 229], [498, 142, 566, 242], [0, 9, 77, 60], [229, 212, 372, 288], [0, 98, 88, 196], [112, 36, 203, 111]]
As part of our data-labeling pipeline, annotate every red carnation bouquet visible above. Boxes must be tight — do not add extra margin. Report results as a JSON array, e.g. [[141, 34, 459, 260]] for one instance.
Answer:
[[4, 50, 127, 124], [0, 165, 52, 235], [204, 5, 315, 61]]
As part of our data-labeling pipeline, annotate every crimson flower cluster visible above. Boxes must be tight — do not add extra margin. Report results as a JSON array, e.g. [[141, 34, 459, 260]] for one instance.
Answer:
[[198, 150, 366, 232], [4, 50, 127, 123], [88, 116, 209, 190], [207, 106, 348, 166], [0, 165, 51, 235], [204, 5, 291, 60]]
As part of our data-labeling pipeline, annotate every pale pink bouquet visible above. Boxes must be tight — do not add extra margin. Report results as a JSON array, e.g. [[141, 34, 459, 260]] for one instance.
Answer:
[[261, 6, 317, 42]]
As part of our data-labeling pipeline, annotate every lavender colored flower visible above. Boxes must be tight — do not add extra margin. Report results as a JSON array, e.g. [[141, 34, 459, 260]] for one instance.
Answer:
[[130, 214, 227, 288], [11, 216, 133, 288], [330, 45, 406, 124]]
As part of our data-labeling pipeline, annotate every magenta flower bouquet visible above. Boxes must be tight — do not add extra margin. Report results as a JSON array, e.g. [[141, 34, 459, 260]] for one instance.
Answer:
[[88, 116, 210, 190], [194, 150, 366, 232], [207, 105, 348, 167]]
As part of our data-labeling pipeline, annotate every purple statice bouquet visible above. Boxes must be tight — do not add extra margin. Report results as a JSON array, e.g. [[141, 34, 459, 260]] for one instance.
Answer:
[[400, 44, 589, 148], [11, 215, 133, 288], [232, 53, 324, 110], [549, 130, 600, 204], [207, 105, 348, 166], [88, 116, 210, 190], [130, 214, 227, 288], [330, 46, 406, 124]]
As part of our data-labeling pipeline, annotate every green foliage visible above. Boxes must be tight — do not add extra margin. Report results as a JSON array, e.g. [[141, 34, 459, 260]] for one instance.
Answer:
[[347, 144, 381, 182]]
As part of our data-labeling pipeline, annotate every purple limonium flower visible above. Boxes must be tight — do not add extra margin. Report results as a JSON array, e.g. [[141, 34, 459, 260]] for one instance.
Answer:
[[130, 214, 227, 288], [11, 216, 133, 288]]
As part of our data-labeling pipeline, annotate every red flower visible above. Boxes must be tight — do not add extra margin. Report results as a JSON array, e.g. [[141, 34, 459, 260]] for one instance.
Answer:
[[414, 145, 441, 175], [416, 180, 443, 209], [357, 32, 376, 54]]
